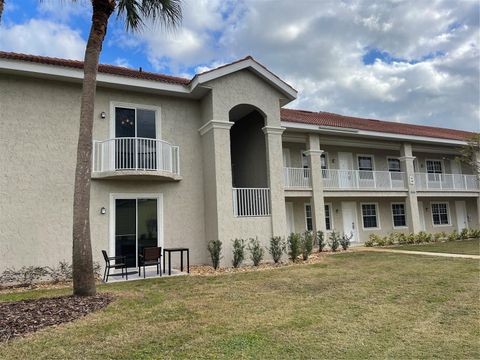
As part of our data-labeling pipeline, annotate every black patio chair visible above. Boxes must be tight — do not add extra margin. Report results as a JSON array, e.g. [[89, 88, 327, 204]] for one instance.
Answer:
[[102, 250, 128, 283], [138, 247, 162, 278]]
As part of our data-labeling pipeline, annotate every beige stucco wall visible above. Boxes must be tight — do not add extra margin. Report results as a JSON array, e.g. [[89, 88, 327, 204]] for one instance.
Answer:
[[0, 74, 208, 271]]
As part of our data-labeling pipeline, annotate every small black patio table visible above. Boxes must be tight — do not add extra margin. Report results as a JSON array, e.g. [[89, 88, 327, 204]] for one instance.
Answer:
[[163, 247, 189, 275]]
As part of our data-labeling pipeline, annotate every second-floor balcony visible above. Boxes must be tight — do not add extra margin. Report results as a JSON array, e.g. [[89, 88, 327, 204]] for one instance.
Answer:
[[92, 137, 181, 180], [415, 173, 479, 191], [284, 167, 407, 191]]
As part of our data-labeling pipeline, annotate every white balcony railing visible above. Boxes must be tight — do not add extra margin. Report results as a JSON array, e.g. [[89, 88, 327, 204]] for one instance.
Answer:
[[322, 169, 407, 190], [284, 167, 312, 188], [93, 137, 180, 175], [232, 188, 271, 217], [414, 173, 479, 191]]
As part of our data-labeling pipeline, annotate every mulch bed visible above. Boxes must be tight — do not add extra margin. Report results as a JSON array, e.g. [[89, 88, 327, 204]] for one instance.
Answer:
[[0, 293, 113, 342]]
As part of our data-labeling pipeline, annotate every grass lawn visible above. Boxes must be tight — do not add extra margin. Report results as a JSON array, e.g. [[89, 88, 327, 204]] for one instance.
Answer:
[[0, 252, 479, 359], [390, 239, 480, 255]]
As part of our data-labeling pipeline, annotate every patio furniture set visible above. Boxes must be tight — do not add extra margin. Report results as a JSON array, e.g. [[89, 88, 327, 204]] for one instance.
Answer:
[[101, 247, 189, 282]]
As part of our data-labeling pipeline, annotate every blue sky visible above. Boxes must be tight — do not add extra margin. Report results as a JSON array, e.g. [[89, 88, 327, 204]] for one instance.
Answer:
[[1, 0, 479, 131]]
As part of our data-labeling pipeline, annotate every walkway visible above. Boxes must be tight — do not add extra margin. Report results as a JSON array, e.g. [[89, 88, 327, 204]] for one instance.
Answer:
[[360, 247, 480, 260]]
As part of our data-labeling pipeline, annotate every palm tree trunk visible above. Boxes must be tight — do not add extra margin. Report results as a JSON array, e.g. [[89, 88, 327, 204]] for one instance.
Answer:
[[0, 0, 4, 22], [73, 0, 115, 296]]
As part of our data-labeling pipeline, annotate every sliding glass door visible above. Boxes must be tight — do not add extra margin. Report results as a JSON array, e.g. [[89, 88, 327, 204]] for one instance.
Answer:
[[114, 197, 159, 268]]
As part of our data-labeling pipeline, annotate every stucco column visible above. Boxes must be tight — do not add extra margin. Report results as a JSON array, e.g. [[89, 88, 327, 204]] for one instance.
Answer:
[[400, 143, 421, 233], [306, 134, 326, 235], [263, 126, 287, 237], [199, 120, 234, 249]]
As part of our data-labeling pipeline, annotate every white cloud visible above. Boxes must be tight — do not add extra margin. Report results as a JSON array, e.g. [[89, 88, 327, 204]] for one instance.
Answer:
[[136, 0, 478, 131], [0, 19, 86, 60]]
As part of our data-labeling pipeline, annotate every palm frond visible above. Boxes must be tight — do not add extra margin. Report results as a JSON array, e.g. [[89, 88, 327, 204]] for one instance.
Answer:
[[116, 0, 182, 32]]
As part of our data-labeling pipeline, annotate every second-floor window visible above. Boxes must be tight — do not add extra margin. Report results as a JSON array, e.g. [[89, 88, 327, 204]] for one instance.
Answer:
[[321, 153, 329, 178], [388, 158, 401, 172], [115, 107, 157, 139], [426, 160, 443, 182], [358, 156, 374, 180]]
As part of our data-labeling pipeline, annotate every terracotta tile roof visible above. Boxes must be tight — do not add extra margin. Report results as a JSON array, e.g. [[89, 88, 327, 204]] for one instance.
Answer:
[[281, 108, 475, 141], [0, 51, 190, 85]]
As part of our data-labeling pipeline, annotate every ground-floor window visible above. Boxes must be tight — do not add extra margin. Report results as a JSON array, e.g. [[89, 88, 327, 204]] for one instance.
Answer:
[[305, 204, 313, 231], [325, 204, 332, 230], [431, 203, 450, 225], [361, 203, 379, 229], [391, 203, 407, 228]]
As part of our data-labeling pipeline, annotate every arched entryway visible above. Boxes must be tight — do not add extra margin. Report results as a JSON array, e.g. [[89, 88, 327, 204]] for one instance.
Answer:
[[229, 104, 268, 188], [229, 104, 270, 217]]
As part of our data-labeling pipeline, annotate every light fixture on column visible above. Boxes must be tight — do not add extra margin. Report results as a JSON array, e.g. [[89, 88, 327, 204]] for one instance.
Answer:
[[100, 207, 107, 215], [100, 111, 106, 119]]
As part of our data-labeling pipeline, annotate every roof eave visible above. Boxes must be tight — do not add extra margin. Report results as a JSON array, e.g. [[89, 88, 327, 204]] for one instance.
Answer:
[[0, 58, 191, 95], [281, 120, 468, 145]]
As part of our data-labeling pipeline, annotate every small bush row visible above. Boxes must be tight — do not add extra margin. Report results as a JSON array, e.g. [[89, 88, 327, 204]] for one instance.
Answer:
[[207, 230, 354, 269], [365, 228, 480, 247], [0, 261, 102, 288]]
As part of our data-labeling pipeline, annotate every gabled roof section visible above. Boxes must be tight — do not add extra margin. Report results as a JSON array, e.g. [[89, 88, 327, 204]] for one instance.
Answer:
[[189, 56, 298, 102], [281, 108, 475, 142], [0, 51, 190, 85]]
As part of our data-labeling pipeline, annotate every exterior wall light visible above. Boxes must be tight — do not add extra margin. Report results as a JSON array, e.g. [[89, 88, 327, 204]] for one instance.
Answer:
[[100, 111, 106, 119], [100, 207, 107, 215]]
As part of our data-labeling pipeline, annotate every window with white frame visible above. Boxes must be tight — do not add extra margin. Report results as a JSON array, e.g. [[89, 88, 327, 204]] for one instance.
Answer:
[[361, 204, 378, 228], [321, 153, 329, 178], [426, 160, 443, 182], [426, 160, 443, 174], [305, 204, 313, 231], [302, 152, 309, 178], [358, 156, 374, 180], [325, 204, 332, 230], [431, 203, 449, 225], [391, 203, 406, 228], [388, 158, 401, 172]]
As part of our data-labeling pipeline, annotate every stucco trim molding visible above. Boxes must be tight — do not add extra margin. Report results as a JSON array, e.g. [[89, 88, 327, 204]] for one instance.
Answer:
[[262, 126, 286, 136], [304, 149, 324, 157], [399, 156, 416, 161], [198, 120, 233, 136]]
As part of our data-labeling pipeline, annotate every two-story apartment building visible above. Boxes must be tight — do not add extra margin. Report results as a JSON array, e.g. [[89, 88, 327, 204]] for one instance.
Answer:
[[0, 52, 478, 270]]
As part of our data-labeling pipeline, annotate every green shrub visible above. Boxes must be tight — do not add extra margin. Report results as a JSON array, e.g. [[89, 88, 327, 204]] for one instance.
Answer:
[[386, 233, 397, 245], [406, 233, 416, 244], [340, 232, 352, 250], [376, 236, 386, 247], [448, 230, 459, 242], [416, 231, 432, 244], [208, 240, 223, 270], [231, 238, 246, 268], [0, 266, 48, 287], [328, 231, 341, 252], [397, 233, 407, 245], [288, 233, 302, 262], [269, 236, 286, 264], [301, 231, 314, 260], [317, 231, 327, 252], [468, 228, 480, 239], [433, 232, 443, 242], [365, 234, 379, 247], [248, 238, 264, 266], [460, 228, 469, 240]]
